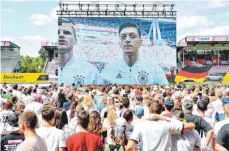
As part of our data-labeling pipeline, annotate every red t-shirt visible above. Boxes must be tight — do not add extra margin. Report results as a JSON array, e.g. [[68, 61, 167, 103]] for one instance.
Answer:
[[67, 132, 103, 151]]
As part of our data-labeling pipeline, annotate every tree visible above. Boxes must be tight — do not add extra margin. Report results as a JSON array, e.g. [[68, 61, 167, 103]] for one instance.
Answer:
[[38, 47, 48, 61], [20, 56, 45, 73]]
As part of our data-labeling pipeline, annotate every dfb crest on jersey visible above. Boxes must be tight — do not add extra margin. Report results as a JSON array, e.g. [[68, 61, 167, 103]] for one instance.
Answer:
[[74, 75, 85, 85], [137, 71, 149, 84]]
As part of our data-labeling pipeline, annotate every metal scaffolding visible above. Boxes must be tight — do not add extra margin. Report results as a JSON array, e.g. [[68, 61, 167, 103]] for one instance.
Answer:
[[57, 1, 176, 17]]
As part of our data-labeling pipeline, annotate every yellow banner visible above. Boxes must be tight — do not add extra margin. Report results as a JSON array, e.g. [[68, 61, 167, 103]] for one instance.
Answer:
[[0, 73, 49, 83], [223, 73, 229, 82]]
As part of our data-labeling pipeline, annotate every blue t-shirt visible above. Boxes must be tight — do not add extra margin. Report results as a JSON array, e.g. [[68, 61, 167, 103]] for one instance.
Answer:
[[63, 101, 72, 111]]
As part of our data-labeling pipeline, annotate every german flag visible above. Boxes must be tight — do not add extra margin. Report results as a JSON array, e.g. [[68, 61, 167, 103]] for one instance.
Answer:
[[223, 72, 229, 82], [175, 65, 212, 83]]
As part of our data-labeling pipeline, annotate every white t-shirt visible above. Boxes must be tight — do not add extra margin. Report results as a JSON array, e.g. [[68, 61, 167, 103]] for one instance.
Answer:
[[192, 104, 199, 116], [12, 90, 22, 100], [16, 136, 47, 151], [68, 116, 79, 135], [0, 110, 14, 134], [36, 127, 66, 151], [52, 91, 58, 100], [130, 118, 183, 151], [205, 103, 215, 120], [212, 99, 223, 112], [143, 105, 150, 119], [42, 95, 49, 104], [66, 110, 71, 123], [62, 124, 71, 140], [103, 118, 113, 144], [23, 95, 32, 106], [0, 97, 7, 109], [171, 129, 201, 151], [24, 102, 43, 116], [201, 116, 214, 151]]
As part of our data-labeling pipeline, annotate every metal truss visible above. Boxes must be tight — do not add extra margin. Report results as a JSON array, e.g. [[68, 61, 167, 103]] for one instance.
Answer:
[[57, 1, 176, 17]]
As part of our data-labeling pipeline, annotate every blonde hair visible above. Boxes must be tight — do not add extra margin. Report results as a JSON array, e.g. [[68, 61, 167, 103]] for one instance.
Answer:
[[107, 106, 117, 125], [82, 95, 93, 108], [215, 89, 223, 98]]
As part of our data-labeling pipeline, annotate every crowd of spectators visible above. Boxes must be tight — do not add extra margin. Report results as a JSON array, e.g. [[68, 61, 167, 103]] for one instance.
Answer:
[[1, 82, 229, 151]]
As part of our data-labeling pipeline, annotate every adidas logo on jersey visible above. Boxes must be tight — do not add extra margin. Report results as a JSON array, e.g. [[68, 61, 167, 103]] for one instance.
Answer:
[[116, 73, 122, 78]]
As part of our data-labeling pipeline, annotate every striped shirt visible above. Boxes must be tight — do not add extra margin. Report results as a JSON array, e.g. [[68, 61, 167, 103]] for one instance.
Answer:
[[171, 129, 201, 151]]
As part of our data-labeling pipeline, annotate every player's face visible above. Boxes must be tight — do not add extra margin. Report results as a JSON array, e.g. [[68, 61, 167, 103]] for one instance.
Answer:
[[119, 27, 141, 55], [58, 26, 76, 54]]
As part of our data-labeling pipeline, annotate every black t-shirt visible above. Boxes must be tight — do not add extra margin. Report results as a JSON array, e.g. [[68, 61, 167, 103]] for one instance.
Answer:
[[184, 114, 212, 136], [216, 123, 229, 150], [1, 133, 24, 151]]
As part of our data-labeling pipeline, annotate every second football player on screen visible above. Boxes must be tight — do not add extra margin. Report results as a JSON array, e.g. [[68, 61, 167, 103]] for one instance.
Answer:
[[101, 23, 168, 84]]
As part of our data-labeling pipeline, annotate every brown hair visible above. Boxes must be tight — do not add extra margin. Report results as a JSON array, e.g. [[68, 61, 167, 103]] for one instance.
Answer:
[[88, 111, 102, 135], [19, 111, 38, 129], [123, 109, 134, 122], [42, 102, 55, 121], [54, 108, 68, 129], [4, 101, 13, 110], [150, 101, 163, 114], [77, 110, 89, 129], [69, 101, 78, 120]]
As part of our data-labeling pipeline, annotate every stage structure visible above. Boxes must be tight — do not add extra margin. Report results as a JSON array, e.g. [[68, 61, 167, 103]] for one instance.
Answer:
[[1, 41, 20, 73], [57, 1, 176, 17], [41, 41, 58, 83], [57, 1, 176, 85]]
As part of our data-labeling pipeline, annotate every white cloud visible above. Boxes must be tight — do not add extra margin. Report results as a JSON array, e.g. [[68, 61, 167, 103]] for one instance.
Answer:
[[177, 16, 213, 31], [194, 25, 229, 35], [50, 6, 58, 20], [20, 35, 44, 41], [178, 25, 229, 41], [0, 9, 16, 13], [207, 0, 229, 8], [0, 36, 15, 41], [28, 14, 52, 26]]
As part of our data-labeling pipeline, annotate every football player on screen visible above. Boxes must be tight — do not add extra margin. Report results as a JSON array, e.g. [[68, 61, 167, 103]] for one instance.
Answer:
[[58, 25, 103, 85], [101, 23, 168, 84]]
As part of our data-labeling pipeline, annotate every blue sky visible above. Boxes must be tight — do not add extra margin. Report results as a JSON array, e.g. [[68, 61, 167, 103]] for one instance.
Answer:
[[1, 0, 229, 56]]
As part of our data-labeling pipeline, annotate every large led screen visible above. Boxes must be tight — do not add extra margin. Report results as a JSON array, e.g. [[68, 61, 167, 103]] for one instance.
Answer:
[[58, 17, 176, 85]]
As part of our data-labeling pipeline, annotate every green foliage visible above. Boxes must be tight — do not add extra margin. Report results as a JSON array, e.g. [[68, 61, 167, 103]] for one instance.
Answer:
[[38, 47, 48, 61], [20, 56, 45, 73]]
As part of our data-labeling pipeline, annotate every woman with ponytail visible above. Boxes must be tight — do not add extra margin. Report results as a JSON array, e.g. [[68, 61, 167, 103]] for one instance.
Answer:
[[104, 125, 127, 151]]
